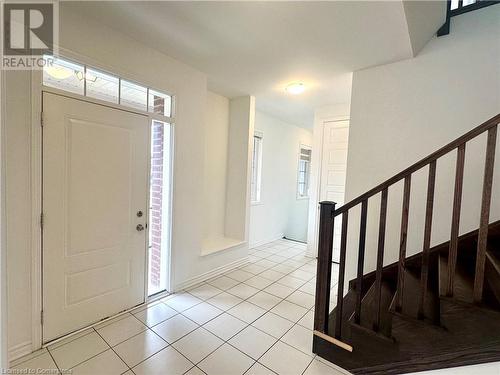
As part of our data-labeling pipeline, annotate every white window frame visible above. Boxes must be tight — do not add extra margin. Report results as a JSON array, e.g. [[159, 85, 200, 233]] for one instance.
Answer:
[[251, 131, 263, 204], [297, 144, 312, 200]]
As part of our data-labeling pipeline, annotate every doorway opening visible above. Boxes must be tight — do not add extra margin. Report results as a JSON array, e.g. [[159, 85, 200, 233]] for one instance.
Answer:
[[148, 120, 173, 296]]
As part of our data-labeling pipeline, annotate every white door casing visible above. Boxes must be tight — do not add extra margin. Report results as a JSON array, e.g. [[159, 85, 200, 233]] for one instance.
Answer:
[[319, 120, 349, 262], [42, 92, 149, 342]]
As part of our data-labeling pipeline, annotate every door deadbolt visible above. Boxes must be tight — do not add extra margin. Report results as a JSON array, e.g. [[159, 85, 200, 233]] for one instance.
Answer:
[[136, 224, 144, 231], [137, 210, 143, 217]]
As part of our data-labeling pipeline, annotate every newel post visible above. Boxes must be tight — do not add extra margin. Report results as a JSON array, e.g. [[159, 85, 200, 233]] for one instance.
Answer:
[[313, 201, 336, 333]]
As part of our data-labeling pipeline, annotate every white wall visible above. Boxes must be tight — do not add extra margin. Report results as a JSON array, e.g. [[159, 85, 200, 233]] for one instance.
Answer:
[[4, 8, 251, 358], [204, 92, 230, 240], [249, 111, 313, 246], [344, 7, 500, 283]]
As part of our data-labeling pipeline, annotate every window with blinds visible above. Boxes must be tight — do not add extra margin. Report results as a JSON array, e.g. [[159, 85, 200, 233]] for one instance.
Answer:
[[251, 133, 263, 203], [297, 146, 312, 198]]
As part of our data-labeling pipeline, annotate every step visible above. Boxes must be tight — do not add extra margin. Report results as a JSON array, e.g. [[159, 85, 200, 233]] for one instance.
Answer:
[[351, 280, 395, 338], [389, 266, 440, 325], [485, 247, 500, 305], [327, 289, 357, 340], [438, 253, 474, 304]]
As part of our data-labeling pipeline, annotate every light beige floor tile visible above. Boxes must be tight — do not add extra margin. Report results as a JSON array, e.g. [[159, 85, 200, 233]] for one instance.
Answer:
[[264, 283, 295, 299], [185, 366, 207, 375], [203, 313, 247, 340], [286, 290, 315, 309], [225, 269, 254, 282], [132, 346, 193, 375], [172, 327, 223, 364], [152, 314, 198, 343], [247, 362, 277, 375], [207, 276, 240, 290], [299, 282, 316, 295], [254, 259, 277, 269], [244, 276, 273, 289], [69, 349, 128, 375], [226, 283, 260, 299], [47, 328, 95, 350], [252, 312, 294, 339], [240, 264, 267, 275], [267, 255, 287, 263], [50, 331, 109, 369], [303, 358, 347, 375], [277, 275, 307, 289], [97, 315, 147, 346], [281, 324, 313, 356], [289, 269, 315, 282], [247, 291, 282, 310], [259, 269, 285, 282], [163, 293, 203, 312], [10, 348, 48, 367], [228, 301, 266, 323], [207, 292, 243, 311], [182, 302, 223, 325], [228, 326, 276, 360], [297, 309, 314, 329], [198, 343, 254, 375], [113, 330, 168, 367], [188, 283, 223, 300], [133, 302, 177, 327], [12, 352, 59, 372], [271, 300, 308, 322], [259, 341, 313, 375]]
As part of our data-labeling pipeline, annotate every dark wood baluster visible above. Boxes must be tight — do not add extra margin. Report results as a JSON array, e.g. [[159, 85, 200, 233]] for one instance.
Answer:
[[314, 201, 336, 333], [418, 160, 436, 319], [473, 125, 498, 303], [447, 144, 466, 297], [396, 175, 411, 312], [334, 211, 349, 339], [354, 199, 368, 324], [373, 188, 388, 331]]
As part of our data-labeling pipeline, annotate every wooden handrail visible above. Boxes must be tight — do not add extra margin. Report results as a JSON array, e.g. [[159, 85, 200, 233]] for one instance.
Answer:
[[313, 114, 500, 351], [332, 114, 500, 217]]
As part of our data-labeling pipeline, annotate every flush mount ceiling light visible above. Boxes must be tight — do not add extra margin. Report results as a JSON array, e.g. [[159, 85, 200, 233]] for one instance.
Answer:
[[285, 82, 305, 95]]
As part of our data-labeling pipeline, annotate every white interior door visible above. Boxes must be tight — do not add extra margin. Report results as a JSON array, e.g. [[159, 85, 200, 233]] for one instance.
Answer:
[[319, 120, 349, 262], [42, 92, 149, 342]]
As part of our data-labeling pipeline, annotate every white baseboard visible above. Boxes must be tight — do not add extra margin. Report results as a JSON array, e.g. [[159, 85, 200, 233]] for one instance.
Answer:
[[173, 257, 249, 292], [8, 341, 32, 363], [249, 233, 284, 249]]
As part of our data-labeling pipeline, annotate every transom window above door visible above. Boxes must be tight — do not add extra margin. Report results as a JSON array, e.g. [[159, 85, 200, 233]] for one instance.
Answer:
[[42, 55, 173, 117]]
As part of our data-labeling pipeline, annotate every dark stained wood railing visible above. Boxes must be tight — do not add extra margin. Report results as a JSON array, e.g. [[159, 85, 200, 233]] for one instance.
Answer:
[[313, 113, 500, 350]]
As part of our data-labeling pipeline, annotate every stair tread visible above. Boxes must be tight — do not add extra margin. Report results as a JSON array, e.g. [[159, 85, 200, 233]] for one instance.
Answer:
[[356, 280, 394, 337]]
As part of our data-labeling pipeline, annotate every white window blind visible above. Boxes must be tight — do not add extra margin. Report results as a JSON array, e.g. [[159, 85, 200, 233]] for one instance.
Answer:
[[251, 133, 263, 203], [297, 146, 312, 198]]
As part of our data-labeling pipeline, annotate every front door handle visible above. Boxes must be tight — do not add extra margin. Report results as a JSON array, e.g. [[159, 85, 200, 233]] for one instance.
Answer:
[[136, 224, 144, 232]]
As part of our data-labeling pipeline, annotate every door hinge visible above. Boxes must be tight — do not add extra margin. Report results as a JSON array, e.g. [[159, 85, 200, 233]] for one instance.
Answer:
[[40, 310, 44, 325], [40, 112, 44, 127], [40, 212, 44, 230]]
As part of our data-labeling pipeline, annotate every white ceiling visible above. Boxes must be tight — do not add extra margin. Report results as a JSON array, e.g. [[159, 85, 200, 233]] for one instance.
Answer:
[[62, 1, 445, 128]]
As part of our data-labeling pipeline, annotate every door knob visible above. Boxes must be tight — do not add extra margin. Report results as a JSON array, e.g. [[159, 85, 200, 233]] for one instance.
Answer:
[[136, 224, 144, 231]]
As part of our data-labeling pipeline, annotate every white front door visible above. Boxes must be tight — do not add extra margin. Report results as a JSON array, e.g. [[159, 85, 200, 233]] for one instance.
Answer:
[[319, 120, 349, 262], [42, 92, 149, 342]]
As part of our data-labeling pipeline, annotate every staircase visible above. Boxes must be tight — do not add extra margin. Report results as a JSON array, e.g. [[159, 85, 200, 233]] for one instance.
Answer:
[[312, 114, 500, 374]]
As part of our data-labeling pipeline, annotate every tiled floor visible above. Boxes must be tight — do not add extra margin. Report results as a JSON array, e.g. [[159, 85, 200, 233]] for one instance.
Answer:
[[10, 239, 346, 375]]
